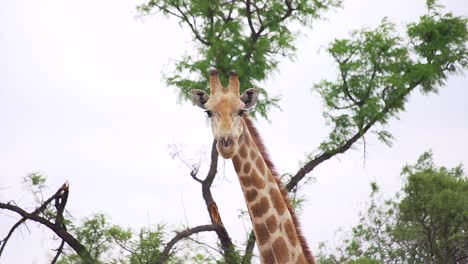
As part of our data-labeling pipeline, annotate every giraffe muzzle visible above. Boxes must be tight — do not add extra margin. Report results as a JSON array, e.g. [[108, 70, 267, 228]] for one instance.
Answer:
[[216, 136, 238, 159], [219, 136, 234, 148]]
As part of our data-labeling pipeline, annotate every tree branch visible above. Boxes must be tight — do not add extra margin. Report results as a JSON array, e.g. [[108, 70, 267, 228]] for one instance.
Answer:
[[156, 224, 223, 264], [286, 78, 423, 191], [0, 217, 25, 257], [244, 0, 297, 62], [256, 0, 295, 38], [245, 0, 257, 35], [187, 140, 235, 262], [51, 239, 65, 264], [0, 184, 93, 263], [241, 230, 256, 264], [151, 2, 211, 46], [1, 183, 68, 257]]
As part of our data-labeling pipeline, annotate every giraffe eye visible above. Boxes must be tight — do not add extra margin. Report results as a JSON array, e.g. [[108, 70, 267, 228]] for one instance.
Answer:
[[205, 110, 213, 118], [238, 109, 245, 116]]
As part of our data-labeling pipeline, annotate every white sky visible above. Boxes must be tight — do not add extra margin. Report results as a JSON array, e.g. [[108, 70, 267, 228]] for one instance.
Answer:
[[1, 0, 467, 263]]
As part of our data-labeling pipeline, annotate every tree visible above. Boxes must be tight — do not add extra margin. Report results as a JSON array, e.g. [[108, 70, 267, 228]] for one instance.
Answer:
[[137, 0, 342, 118], [1, 0, 467, 263], [137, 0, 468, 262], [318, 151, 468, 264]]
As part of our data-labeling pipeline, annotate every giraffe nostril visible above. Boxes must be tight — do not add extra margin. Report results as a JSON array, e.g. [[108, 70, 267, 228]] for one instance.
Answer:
[[220, 137, 227, 147], [219, 137, 234, 148]]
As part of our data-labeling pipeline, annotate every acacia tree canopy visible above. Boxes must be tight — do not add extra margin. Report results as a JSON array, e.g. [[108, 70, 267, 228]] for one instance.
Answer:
[[318, 151, 468, 264], [138, 0, 342, 118], [313, 4, 467, 156], [286, 0, 467, 191]]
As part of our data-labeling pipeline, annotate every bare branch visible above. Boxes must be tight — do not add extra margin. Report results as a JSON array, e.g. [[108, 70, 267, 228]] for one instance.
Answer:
[[200, 141, 235, 260], [186, 236, 223, 255], [0, 217, 25, 256], [51, 239, 65, 264], [178, 139, 235, 261], [190, 165, 203, 183], [0, 184, 93, 263], [0, 183, 68, 257], [156, 224, 223, 264], [149, 2, 211, 46], [54, 183, 69, 228]]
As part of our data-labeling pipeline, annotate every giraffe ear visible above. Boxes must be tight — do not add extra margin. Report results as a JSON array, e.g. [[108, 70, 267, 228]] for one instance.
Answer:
[[191, 89, 210, 109], [241, 88, 259, 109]]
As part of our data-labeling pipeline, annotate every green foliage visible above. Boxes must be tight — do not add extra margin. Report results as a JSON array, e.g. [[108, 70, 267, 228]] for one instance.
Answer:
[[394, 151, 468, 264], [57, 214, 131, 263], [56, 214, 231, 264], [318, 151, 468, 264], [127, 228, 165, 264], [314, 3, 467, 155], [57, 215, 173, 264], [23, 172, 47, 188], [138, 0, 341, 118]]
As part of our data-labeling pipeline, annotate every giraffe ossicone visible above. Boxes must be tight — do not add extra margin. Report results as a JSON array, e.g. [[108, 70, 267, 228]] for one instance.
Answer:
[[191, 69, 315, 264]]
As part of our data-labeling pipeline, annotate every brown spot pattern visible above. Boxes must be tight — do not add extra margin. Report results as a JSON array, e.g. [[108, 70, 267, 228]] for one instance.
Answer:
[[251, 170, 265, 189], [267, 172, 276, 183], [250, 149, 257, 159], [251, 197, 269, 218], [273, 237, 290, 263], [284, 219, 298, 247], [243, 161, 251, 174], [256, 157, 265, 175], [260, 248, 275, 264], [245, 189, 258, 202], [266, 215, 278, 233], [254, 223, 270, 246], [270, 188, 287, 215], [243, 134, 250, 145], [242, 116, 316, 264], [250, 149, 257, 160], [240, 176, 252, 187], [239, 145, 248, 158], [232, 155, 242, 173]]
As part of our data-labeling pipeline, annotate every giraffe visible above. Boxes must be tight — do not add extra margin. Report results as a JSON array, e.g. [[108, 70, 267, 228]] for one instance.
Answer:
[[191, 69, 315, 264]]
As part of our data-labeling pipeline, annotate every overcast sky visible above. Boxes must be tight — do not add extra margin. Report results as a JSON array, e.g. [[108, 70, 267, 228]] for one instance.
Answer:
[[1, 0, 467, 263]]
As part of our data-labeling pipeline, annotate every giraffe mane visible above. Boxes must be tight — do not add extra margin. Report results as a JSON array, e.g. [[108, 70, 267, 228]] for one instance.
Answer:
[[242, 115, 315, 264]]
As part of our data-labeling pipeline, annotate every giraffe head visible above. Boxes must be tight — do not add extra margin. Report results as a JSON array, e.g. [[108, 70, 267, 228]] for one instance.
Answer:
[[191, 69, 259, 159]]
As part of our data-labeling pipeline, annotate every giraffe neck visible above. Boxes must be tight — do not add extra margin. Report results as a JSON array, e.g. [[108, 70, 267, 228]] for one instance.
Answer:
[[231, 116, 314, 264]]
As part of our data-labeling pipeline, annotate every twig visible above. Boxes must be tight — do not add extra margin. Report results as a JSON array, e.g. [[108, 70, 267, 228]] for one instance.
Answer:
[[156, 224, 222, 264], [0, 217, 26, 256], [186, 236, 223, 255], [51, 239, 65, 264]]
